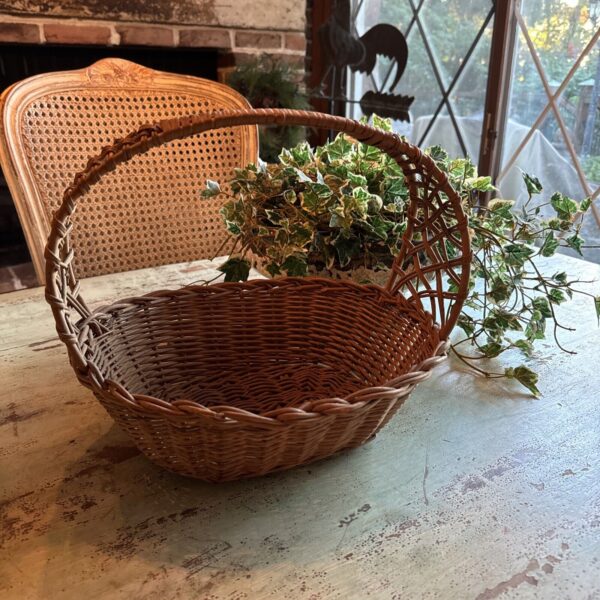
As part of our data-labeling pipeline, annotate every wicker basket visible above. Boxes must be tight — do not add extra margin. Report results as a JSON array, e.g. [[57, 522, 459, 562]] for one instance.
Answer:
[[45, 109, 471, 482]]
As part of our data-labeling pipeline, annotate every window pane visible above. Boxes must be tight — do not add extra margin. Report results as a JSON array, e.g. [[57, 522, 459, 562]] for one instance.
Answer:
[[499, 0, 600, 262], [349, 0, 493, 161]]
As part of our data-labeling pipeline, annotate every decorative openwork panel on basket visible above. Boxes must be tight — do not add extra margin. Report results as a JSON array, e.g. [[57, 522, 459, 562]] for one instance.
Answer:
[[0, 58, 258, 282], [388, 161, 469, 336], [46, 108, 471, 482]]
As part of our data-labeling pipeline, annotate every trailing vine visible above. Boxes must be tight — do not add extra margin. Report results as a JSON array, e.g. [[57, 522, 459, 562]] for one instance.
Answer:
[[202, 116, 599, 395]]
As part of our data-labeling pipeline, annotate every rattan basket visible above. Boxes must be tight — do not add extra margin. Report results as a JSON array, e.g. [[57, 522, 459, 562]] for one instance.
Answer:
[[45, 109, 471, 482]]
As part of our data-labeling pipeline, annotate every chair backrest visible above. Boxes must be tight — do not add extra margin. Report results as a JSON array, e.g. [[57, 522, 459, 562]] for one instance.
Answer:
[[0, 58, 258, 282]]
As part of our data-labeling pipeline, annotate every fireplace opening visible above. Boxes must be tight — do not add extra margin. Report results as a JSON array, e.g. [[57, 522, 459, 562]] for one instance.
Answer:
[[0, 43, 219, 292]]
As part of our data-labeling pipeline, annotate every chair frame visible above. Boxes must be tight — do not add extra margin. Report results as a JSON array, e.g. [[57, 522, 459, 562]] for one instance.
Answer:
[[0, 57, 259, 283]]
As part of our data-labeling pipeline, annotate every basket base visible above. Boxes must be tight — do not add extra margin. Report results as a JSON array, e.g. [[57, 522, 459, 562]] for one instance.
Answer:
[[99, 391, 400, 482]]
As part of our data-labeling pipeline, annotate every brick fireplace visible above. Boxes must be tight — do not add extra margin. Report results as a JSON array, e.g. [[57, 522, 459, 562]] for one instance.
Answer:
[[0, 0, 307, 292], [0, 1, 306, 68]]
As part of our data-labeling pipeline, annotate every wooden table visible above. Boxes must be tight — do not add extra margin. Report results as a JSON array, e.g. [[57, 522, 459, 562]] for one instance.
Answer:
[[1, 255, 599, 599]]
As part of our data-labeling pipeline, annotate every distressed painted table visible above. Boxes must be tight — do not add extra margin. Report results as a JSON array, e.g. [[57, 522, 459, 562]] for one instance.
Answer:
[[1, 255, 599, 600]]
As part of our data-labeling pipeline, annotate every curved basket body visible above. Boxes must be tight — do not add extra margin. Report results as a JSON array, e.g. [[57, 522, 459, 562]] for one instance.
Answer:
[[85, 278, 443, 481], [45, 108, 470, 482]]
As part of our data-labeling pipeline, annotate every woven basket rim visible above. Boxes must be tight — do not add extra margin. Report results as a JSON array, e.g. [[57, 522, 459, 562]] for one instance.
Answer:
[[96, 342, 448, 430], [82, 277, 446, 429], [89, 276, 433, 322]]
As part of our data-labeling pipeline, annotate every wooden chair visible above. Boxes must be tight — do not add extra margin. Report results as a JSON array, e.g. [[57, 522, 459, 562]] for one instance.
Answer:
[[0, 58, 259, 283]]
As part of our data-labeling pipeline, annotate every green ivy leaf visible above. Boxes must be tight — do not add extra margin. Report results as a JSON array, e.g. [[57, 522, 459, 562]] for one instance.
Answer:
[[448, 158, 475, 179], [489, 199, 515, 222], [480, 341, 503, 358], [548, 288, 566, 305], [289, 223, 313, 247], [487, 276, 513, 304], [392, 221, 408, 236], [445, 239, 459, 259], [266, 262, 281, 277], [550, 192, 578, 220], [320, 134, 354, 160], [465, 176, 494, 192], [540, 232, 559, 257], [310, 183, 333, 199], [347, 172, 368, 187], [486, 309, 522, 332], [224, 220, 241, 235], [384, 177, 408, 199], [522, 172, 543, 196], [218, 258, 250, 282], [552, 271, 568, 285], [371, 114, 393, 132], [504, 243, 534, 267], [361, 214, 393, 240], [351, 187, 372, 215], [532, 297, 552, 318], [514, 339, 533, 357], [526, 311, 546, 341], [300, 190, 322, 213], [332, 235, 360, 267], [566, 234, 584, 256], [427, 145, 449, 166], [279, 142, 314, 167], [281, 255, 308, 277], [505, 366, 540, 396], [548, 218, 562, 231], [265, 210, 283, 225], [594, 296, 600, 325], [201, 179, 221, 198], [457, 313, 475, 336], [283, 189, 297, 204], [359, 144, 382, 160]]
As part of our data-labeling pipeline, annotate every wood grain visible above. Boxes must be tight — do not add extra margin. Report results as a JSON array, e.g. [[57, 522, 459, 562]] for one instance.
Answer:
[[1, 254, 599, 598]]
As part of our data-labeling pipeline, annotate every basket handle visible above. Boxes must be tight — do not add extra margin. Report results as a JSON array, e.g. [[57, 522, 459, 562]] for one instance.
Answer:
[[45, 108, 470, 371]]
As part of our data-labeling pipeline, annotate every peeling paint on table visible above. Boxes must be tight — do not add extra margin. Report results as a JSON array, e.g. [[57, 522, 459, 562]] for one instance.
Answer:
[[1, 256, 599, 599]]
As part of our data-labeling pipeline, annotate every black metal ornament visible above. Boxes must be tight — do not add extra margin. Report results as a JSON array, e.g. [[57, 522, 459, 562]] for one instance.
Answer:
[[316, 1, 414, 122]]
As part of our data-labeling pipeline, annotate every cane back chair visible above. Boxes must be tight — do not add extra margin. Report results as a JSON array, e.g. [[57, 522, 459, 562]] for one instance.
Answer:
[[0, 58, 258, 283]]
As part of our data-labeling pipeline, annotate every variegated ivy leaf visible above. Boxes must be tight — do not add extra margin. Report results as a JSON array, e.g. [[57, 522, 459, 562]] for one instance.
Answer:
[[465, 175, 494, 192], [540, 232, 559, 257], [514, 339, 533, 357], [566, 234, 584, 256], [201, 179, 221, 198], [521, 172, 543, 196], [550, 192, 578, 221], [505, 366, 540, 396], [218, 258, 250, 282]]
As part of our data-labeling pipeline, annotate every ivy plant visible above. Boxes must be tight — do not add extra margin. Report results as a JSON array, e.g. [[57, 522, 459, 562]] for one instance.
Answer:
[[202, 116, 599, 396]]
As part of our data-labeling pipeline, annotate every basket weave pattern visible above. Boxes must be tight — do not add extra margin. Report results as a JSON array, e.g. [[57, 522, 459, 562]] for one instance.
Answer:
[[46, 109, 470, 482]]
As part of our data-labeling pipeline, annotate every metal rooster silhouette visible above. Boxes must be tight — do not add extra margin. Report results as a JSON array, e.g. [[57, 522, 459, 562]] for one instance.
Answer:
[[317, 2, 414, 121]]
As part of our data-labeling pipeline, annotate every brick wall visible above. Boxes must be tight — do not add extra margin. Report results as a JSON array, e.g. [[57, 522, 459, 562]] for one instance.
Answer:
[[0, 1, 306, 69]]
